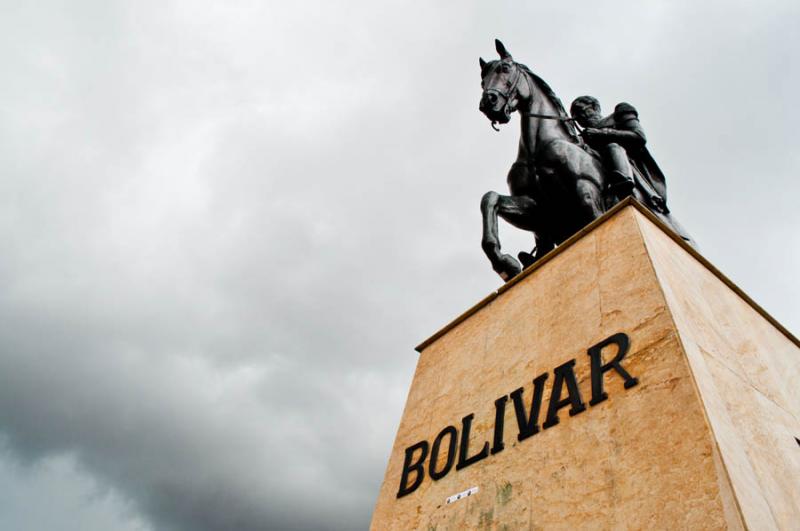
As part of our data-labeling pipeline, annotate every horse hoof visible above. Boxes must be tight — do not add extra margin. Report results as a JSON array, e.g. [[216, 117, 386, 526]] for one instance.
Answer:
[[518, 251, 536, 269], [493, 254, 522, 282]]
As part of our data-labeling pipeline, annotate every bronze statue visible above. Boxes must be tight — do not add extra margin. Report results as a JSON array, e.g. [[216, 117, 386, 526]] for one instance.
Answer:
[[478, 40, 693, 282]]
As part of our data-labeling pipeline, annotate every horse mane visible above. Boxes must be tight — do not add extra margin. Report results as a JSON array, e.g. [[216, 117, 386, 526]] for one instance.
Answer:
[[517, 63, 580, 140]]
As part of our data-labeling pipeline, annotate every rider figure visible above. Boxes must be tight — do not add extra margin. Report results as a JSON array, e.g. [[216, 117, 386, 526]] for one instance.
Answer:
[[570, 96, 639, 203]]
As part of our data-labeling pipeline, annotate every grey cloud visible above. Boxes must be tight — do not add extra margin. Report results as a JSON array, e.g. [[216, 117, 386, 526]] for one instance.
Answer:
[[0, 1, 798, 530]]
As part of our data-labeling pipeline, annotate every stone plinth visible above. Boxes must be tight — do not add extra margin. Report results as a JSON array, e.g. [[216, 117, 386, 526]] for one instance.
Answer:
[[371, 200, 800, 530]]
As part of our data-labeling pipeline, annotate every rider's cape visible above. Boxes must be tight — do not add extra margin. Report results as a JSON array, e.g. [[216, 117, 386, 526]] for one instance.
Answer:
[[612, 102, 669, 213], [607, 103, 693, 244]]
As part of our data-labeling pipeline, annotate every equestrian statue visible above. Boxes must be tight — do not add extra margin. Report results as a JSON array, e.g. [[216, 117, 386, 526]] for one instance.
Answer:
[[478, 39, 693, 281]]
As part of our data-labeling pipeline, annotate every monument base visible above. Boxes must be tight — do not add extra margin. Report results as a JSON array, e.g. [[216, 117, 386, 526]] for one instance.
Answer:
[[371, 200, 800, 529]]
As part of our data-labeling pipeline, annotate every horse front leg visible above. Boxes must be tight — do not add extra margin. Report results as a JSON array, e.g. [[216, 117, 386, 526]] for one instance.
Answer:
[[481, 191, 539, 281]]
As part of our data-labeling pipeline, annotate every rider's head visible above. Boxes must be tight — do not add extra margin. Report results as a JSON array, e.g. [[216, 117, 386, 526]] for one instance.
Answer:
[[570, 96, 601, 127]]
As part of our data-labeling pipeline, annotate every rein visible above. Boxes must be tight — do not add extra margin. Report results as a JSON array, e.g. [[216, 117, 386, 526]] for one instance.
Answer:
[[520, 68, 583, 145], [486, 61, 582, 145], [528, 112, 576, 122]]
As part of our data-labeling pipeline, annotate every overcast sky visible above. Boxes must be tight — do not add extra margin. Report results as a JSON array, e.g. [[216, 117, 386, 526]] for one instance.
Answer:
[[0, 1, 798, 530]]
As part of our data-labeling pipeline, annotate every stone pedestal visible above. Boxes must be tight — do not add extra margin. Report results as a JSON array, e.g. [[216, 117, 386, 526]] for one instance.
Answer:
[[371, 201, 800, 530]]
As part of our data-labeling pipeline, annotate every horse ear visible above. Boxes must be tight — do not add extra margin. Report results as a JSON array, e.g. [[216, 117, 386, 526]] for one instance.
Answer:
[[479, 57, 487, 70], [495, 39, 512, 60]]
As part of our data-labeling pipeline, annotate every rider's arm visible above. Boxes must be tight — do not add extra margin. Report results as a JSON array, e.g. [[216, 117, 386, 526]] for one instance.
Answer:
[[586, 103, 647, 149], [595, 126, 645, 149]]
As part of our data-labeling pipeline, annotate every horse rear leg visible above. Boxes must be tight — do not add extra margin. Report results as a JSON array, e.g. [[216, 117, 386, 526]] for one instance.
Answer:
[[481, 191, 539, 281]]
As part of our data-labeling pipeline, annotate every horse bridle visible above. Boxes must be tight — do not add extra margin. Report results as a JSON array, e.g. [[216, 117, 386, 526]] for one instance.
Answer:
[[484, 61, 522, 105], [483, 61, 523, 130], [485, 60, 577, 132]]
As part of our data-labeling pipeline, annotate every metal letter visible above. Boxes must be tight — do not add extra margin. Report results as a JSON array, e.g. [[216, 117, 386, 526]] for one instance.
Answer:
[[587, 332, 638, 406], [396, 440, 429, 498]]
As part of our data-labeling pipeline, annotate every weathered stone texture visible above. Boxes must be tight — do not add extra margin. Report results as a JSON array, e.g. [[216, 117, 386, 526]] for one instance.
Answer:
[[371, 204, 799, 530], [637, 213, 800, 529]]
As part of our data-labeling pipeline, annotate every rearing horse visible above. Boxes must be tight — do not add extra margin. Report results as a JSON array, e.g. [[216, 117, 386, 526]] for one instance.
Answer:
[[479, 40, 607, 281]]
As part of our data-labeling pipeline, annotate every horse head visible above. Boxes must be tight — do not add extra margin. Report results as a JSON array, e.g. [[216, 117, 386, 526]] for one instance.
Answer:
[[479, 39, 528, 127]]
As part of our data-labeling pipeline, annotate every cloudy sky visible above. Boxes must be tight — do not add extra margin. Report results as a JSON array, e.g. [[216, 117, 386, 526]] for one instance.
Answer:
[[0, 1, 798, 529]]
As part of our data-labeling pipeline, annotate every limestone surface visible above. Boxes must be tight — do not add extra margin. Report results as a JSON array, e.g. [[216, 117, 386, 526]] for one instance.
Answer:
[[371, 203, 800, 530]]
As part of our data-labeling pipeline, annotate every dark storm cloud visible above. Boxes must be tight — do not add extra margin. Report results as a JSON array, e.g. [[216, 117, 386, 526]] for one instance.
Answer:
[[0, 1, 797, 530]]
